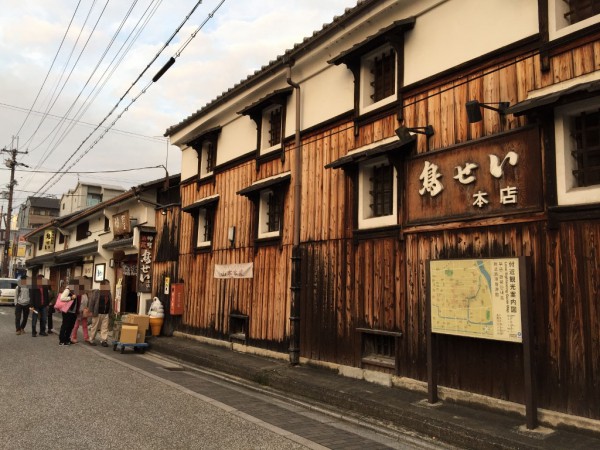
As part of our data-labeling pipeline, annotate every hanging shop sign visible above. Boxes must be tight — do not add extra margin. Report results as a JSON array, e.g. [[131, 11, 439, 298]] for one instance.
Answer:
[[43, 230, 55, 250], [137, 232, 155, 293], [112, 211, 131, 237], [214, 263, 253, 279]]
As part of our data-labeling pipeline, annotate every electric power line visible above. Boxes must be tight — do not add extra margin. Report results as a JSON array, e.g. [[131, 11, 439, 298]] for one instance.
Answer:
[[34, 0, 221, 197]]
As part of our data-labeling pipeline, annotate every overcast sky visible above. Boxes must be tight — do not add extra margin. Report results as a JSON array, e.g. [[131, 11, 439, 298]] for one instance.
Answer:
[[0, 0, 355, 214]]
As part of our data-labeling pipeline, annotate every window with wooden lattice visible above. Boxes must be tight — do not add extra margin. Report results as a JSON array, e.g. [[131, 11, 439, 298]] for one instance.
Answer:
[[359, 45, 397, 114], [549, 0, 600, 40], [268, 107, 282, 147], [358, 157, 397, 229], [563, 0, 600, 25], [369, 163, 394, 217], [571, 110, 600, 187], [554, 97, 600, 205], [196, 207, 214, 248], [370, 49, 395, 103], [259, 189, 283, 238]]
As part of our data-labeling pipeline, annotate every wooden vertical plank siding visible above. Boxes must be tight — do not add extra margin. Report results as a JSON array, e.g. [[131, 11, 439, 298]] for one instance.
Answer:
[[175, 39, 600, 419]]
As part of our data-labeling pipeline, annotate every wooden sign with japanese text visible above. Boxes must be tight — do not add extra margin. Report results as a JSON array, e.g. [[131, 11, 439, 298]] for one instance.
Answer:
[[170, 283, 184, 315], [406, 127, 542, 224], [112, 211, 131, 237], [137, 232, 155, 293], [43, 230, 55, 250]]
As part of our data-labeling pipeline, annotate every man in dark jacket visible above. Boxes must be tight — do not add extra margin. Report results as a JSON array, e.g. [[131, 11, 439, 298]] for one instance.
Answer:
[[30, 274, 50, 337]]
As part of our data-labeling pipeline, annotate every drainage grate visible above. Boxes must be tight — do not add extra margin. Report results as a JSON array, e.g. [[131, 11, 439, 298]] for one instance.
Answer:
[[162, 366, 185, 372]]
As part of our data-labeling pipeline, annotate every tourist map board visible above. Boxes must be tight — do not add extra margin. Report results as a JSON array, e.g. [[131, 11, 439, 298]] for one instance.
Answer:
[[428, 258, 523, 343]]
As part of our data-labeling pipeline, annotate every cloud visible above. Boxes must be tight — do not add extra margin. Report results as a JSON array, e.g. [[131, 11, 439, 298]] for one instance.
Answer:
[[0, 0, 354, 205]]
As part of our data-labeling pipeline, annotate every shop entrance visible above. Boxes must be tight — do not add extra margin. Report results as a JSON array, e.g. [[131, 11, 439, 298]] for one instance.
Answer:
[[117, 259, 138, 313]]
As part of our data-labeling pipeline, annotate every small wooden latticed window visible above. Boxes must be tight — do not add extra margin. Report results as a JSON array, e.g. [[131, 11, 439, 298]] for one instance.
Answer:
[[369, 164, 394, 217], [370, 49, 395, 103], [268, 107, 282, 147], [205, 142, 215, 173], [572, 110, 600, 187], [563, 0, 600, 25], [266, 190, 281, 233], [363, 333, 395, 359], [202, 209, 213, 243]]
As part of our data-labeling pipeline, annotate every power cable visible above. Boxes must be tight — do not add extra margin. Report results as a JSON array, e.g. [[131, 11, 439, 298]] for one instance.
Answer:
[[34, 0, 215, 196], [0, 101, 167, 142], [28, 0, 141, 164], [1, 164, 164, 174]]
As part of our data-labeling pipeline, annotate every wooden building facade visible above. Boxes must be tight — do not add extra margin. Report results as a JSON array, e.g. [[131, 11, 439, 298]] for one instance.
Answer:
[[166, 0, 600, 421]]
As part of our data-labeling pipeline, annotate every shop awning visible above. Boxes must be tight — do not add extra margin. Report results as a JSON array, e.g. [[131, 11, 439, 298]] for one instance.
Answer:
[[54, 241, 99, 263], [25, 253, 55, 269], [103, 236, 134, 250]]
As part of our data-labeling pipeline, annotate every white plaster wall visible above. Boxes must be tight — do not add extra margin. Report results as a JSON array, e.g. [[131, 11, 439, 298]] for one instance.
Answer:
[[404, 0, 539, 85], [171, 0, 540, 174], [180, 146, 198, 180], [217, 115, 257, 163], [301, 65, 354, 130]]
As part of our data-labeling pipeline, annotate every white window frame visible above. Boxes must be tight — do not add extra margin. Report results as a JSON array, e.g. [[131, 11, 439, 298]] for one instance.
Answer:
[[196, 208, 212, 248], [258, 189, 281, 239], [260, 104, 283, 155], [357, 157, 397, 230], [548, 0, 600, 41], [359, 44, 398, 115], [554, 97, 600, 205]]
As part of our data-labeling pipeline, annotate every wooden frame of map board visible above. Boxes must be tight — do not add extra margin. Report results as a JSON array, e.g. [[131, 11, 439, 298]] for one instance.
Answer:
[[425, 257, 537, 429]]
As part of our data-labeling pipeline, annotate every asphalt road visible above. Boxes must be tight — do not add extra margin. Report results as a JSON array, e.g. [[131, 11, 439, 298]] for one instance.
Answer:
[[0, 308, 450, 450]]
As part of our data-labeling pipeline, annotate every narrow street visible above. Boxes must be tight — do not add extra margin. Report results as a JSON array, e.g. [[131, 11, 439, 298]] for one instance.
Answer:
[[0, 309, 450, 450]]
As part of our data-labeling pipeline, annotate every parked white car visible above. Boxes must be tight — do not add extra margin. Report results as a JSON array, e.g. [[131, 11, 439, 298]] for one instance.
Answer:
[[0, 278, 19, 305]]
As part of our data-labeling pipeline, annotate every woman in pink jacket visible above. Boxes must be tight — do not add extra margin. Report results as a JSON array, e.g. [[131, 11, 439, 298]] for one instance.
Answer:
[[70, 290, 91, 344]]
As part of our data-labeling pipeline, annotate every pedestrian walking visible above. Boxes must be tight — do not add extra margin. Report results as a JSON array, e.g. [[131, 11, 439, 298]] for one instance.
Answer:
[[71, 287, 91, 344], [14, 277, 30, 335], [57, 286, 78, 345], [30, 275, 50, 337], [89, 280, 112, 347]]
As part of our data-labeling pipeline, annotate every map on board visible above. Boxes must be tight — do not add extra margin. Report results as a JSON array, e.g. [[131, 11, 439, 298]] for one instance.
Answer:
[[429, 258, 523, 343]]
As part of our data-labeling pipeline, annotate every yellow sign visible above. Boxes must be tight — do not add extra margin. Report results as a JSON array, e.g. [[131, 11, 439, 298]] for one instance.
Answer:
[[428, 258, 522, 343], [44, 230, 55, 250]]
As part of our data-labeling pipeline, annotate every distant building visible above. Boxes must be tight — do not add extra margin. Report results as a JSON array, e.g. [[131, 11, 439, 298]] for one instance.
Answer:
[[16, 196, 60, 229], [60, 182, 125, 216]]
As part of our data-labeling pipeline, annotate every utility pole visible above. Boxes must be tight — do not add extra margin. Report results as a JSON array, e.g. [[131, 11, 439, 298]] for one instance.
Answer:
[[1, 137, 28, 277]]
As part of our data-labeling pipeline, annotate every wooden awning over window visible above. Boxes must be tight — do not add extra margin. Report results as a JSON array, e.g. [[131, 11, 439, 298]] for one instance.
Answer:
[[507, 79, 600, 116], [328, 17, 415, 67], [238, 88, 293, 118], [325, 136, 414, 170], [237, 172, 291, 197], [182, 195, 220, 213]]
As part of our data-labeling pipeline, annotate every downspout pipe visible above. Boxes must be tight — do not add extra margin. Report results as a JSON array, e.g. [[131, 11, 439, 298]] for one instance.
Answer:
[[287, 63, 302, 365]]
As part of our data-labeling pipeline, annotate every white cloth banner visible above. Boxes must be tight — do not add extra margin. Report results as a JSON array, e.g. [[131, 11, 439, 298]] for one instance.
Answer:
[[214, 263, 253, 279]]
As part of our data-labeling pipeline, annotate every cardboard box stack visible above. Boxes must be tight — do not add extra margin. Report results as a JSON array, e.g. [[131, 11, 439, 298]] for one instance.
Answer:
[[119, 324, 138, 344], [124, 314, 150, 343]]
